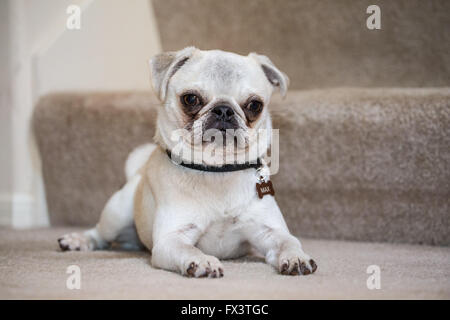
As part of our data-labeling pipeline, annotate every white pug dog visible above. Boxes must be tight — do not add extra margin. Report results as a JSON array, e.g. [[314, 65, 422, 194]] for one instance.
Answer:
[[58, 47, 317, 278]]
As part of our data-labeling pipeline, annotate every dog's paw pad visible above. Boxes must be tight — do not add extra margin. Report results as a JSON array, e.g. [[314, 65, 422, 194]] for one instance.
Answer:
[[279, 255, 317, 276], [185, 256, 224, 278], [309, 259, 318, 273], [299, 261, 311, 275], [58, 233, 92, 251], [280, 261, 289, 274], [186, 262, 198, 277]]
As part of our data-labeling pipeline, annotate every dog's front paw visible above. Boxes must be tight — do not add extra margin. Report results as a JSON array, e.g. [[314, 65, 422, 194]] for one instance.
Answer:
[[184, 255, 224, 278], [279, 252, 317, 276], [58, 233, 93, 251]]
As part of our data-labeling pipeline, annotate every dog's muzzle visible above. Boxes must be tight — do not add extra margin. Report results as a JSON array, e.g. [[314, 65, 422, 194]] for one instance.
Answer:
[[203, 105, 240, 132]]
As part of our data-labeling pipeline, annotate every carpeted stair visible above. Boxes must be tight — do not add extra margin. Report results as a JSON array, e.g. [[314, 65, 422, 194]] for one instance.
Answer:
[[33, 88, 450, 246]]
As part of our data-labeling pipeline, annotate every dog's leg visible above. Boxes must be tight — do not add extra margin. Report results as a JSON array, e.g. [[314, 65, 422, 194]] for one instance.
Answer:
[[244, 199, 317, 276], [58, 175, 142, 251], [151, 215, 224, 278]]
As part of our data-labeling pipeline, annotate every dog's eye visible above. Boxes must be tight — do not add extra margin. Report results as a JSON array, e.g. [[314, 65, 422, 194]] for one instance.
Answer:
[[246, 100, 263, 113], [181, 94, 201, 108]]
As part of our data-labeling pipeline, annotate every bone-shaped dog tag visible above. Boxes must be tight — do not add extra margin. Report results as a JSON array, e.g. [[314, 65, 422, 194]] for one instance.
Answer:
[[256, 179, 275, 199]]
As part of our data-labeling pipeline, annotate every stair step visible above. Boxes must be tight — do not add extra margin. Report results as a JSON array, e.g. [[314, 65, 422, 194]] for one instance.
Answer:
[[33, 88, 450, 245]]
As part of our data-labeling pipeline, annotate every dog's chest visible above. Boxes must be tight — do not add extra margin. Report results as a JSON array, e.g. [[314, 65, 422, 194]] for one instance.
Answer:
[[197, 213, 249, 259], [201, 171, 258, 206]]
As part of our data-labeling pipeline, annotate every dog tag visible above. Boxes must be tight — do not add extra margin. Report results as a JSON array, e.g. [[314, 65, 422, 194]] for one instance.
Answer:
[[256, 178, 275, 199]]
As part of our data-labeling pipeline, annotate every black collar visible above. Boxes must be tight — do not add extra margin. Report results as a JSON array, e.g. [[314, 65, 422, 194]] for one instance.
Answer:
[[166, 150, 262, 173]]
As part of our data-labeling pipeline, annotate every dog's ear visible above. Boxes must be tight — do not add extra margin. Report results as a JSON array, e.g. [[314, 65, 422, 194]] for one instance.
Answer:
[[249, 53, 289, 98], [149, 47, 197, 101]]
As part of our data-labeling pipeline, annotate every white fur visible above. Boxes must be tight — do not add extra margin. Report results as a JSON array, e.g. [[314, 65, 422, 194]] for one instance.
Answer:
[[58, 48, 316, 278], [125, 143, 156, 180]]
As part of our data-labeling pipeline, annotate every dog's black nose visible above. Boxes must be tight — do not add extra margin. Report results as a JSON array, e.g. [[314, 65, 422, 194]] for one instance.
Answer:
[[212, 105, 234, 121]]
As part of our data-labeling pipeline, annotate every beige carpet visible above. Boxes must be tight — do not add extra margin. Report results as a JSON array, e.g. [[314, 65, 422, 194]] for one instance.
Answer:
[[1, 227, 449, 299]]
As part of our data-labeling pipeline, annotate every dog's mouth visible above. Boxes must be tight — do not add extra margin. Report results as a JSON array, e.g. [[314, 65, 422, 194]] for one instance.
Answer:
[[202, 117, 247, 146], [182, 111, 250, 154]]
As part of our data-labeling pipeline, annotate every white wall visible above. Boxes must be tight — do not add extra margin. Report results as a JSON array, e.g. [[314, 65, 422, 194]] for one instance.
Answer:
[[36, 0, 162, 95], [0, 0, 162, 228], [0, 0, 13, 225]]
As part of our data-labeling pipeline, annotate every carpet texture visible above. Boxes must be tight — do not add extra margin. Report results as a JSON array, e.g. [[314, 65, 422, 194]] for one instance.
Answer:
[[33, 88, 450, 245], [152, 0, 450, 89], [271, 88, 450, 246], [0, 227, 448, 299]]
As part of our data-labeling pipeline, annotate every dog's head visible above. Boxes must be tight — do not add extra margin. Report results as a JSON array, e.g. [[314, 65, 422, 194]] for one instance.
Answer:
[[149, 47, 288, 165]]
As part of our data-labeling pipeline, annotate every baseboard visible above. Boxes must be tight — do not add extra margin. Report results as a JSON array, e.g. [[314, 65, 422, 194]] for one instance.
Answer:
[[0, 193, 35, 228], [11, 193, 35, 228], [0, 194, 12, 226]]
